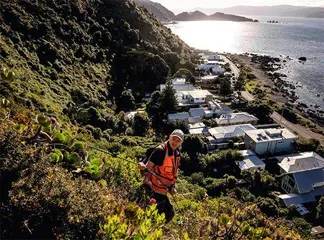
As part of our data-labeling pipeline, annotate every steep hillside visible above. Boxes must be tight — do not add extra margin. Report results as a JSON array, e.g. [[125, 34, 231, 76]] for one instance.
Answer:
[[0, 0, 306, 239], [0, 0, 195, 119], [133, 0, 175, 21]]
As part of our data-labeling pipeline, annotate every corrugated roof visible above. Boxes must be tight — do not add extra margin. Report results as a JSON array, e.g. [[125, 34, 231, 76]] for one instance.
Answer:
[[217, 112, 258, 125], [209, 124, 256, 140], [239, 156, 265, 170], [189, 107, 205, 117], [278, 152, 324, 173], [278, 193, 316, 206], [168, 112, 189, 120], [293, 169, 324, 194]]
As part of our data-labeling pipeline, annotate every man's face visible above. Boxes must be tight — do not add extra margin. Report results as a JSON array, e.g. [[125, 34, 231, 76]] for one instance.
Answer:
[[169, 135, 183, 150]]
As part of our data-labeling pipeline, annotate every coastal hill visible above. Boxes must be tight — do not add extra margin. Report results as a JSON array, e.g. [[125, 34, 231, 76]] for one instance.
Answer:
[[174, 10, 257, 22], [0, 0, 307, 239], [133, 0, 175, 21], [192, 5, 324, 18]]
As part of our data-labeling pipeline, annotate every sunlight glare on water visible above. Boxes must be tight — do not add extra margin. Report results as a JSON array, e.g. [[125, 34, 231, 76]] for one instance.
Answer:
[[171, 21, 239, 53]]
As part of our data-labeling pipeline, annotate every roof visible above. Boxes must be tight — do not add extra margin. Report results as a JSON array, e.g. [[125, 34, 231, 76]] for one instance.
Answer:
[[239, 156, 265, 171], [188, 116, 201, 123], [238, 149, 256, 157], [201, 75, 218, 80], [189, 127, 208, 135], [278, 193, 316, 207], [160, 83, 194, 92], [312, 226, 324, 235], [172, 78, 186, 84], [294, 204, 310, 216], [244, 128, 296, 143], [188, 90, 212, 99], [168, 112, 189, 120], [292, 169, 324, 193], [217, 112, 258, 125], [125, 111, 144, 119], [278, 152, 324, 173], [209, 124, 256, 140], [189, 107, 205, 117], [189, 122, 206, 129]]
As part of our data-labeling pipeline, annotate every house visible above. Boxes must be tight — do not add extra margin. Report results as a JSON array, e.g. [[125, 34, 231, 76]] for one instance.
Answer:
[[208, 100, 232, 117], [201, 75, 218, 84], [125, 111, 145, 120], [277, 152, 324, 203], [172, 78, 186, 84], [167, 112, 189, 122], [189, 127, 209, 135], [197, 63, 225, 74], [216, 112, 258, 126], [188, 116, 201, 123], [238, 150, 265, 172], [311, 226, 324, 237], [208, 124, 256, 143], [207, 55, 223, 61], [189, 107, 206, 118], [244, 128, 296, 156], [160, 83, 194, 92], [180, 90, 213, 104]]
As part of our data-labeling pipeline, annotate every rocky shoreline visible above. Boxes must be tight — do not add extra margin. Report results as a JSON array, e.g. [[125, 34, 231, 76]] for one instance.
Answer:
[[240, 53, 324, 126]]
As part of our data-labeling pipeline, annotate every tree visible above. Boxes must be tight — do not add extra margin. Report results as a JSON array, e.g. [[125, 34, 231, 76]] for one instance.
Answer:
[[219, 78, 232, 98], [294, 137, 320, 152], [158, 81, 178, 116], [117, 90, 135, 111], [132, 113, 150, 136], [246, 100, 273, 124], [234, 72, 245, 91], [316, 196, 324, 222]]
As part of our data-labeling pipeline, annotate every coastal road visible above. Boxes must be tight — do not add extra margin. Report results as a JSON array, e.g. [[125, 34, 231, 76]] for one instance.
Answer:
[[223, 56, 240, 79], [271, 112, 324, 141], [241, 91, 254, 101], [240, 89, 324, 141]]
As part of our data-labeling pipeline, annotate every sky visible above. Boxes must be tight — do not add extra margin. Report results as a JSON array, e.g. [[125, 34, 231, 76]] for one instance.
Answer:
[[153, 0, 324, 12]]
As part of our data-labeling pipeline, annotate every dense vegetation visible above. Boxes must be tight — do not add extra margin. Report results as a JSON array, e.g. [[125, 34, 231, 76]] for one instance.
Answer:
[[0, 0, 314, 239]]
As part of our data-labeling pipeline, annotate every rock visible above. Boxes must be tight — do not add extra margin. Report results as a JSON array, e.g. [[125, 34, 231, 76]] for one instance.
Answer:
[[298, 57, 307, 61]]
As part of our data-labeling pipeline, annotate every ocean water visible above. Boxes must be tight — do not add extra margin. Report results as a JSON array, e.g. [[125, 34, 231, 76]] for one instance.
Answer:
[[168, 16, 324, 110]]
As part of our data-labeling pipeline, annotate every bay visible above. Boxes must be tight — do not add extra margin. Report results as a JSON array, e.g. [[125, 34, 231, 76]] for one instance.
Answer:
[[168, 16, 324, 109]]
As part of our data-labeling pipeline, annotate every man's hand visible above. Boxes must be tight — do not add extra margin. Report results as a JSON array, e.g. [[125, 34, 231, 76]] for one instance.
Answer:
[[138, 162, 146, 171], [170, 187, 177, 195]]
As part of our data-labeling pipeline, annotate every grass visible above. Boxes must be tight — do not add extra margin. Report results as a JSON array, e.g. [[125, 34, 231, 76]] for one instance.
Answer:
[[245, 80, 259, 93]]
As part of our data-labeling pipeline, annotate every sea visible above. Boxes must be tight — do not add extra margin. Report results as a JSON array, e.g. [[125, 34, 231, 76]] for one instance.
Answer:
[[167, 16, 324, 110]]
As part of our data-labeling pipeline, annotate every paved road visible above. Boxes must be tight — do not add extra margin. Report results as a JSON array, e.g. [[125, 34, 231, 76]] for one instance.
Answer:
[[223, 56, 240, 79], [240, 86, 324, 140], [271, 112, 324, 140], [241, 91, 254, 101]]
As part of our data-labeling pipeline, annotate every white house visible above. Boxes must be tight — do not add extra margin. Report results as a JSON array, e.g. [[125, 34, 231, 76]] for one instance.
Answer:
[[244, 128, 297, 156], [167, 112, 189, 122], [207, 55, 223, 61], [160, 83, 194, 92], [216, 112, 258, 126], [277, 152, 324, 206], [238, 150, 265, 172], [172, 78, 186, 84], [198, 63, 225, 74], [179, 90, 213, 104], [201, 75, 218, 84], [208, 124, 256, 143]]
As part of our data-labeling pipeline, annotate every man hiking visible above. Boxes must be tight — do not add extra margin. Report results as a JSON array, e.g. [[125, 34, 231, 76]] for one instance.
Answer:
[[138, 129, 184, 223]]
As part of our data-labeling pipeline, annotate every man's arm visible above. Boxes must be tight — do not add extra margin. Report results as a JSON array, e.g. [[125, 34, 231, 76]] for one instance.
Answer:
[[138, 160, 154, 170]]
